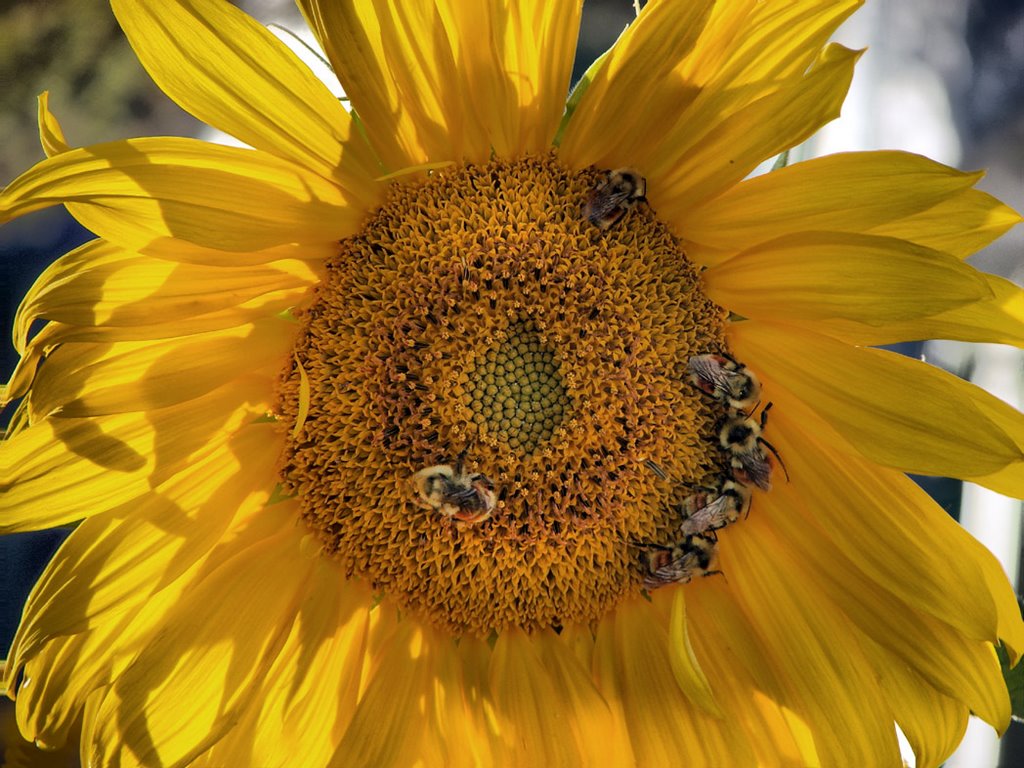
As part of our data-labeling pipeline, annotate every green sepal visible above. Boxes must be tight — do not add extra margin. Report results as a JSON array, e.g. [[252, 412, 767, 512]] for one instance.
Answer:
[[1000, 642, 1024, 722], [553, 46, 613, 147]]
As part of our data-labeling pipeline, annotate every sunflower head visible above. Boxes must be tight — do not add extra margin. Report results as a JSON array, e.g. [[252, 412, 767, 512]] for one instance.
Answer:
[[276, 154, 730, 636]]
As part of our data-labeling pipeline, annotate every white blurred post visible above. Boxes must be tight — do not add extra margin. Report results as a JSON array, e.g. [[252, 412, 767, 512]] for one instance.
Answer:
[[947, 344, 1024, 768]]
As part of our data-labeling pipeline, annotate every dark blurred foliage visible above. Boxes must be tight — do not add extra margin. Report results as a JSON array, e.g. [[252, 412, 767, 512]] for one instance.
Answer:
[[963, 0, 1024, 146]]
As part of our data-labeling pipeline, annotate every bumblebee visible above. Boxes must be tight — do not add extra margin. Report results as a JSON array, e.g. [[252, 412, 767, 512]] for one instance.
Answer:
[[410, 452, 496, 524], [679, 478, 752, 536], [640, 533, 720, 590], [687, 353, 762, 412], [584, 168, 647, 229], [718, 403, 787, 491]]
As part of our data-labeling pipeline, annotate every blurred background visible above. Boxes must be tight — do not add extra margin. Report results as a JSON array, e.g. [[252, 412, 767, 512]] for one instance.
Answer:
[[0, 0, 1022, 765]]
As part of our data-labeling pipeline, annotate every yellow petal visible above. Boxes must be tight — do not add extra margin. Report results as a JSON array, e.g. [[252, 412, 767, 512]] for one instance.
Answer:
[[676, 0, 860, 87], [0, 137, 358, 252], [870, 188, 1021, 259], [558, 0, 715, 170], [809, 272, 1024, 347], [667, 591, 722, 717], [755, 393, 999, 643], [12, 423, 279, 666], [703, 232, 991, 325], [296, 0, 472, 168], [12, 240, 316, 352], [14, 633, 99, 750], [6, 288, 306, 406], [687, 581, 818, 766], [593, 598, 756, 766], [331, 621, 431, 767], [26, 319, 294, 419], [0, 374, 273, 532], [868, 640, 969, 768], [729, 321, 1024, 491], [487, 630, 633, 766], [204, 567, 372, 768], [437, 0, 581, 158], [723, 521, 903, 765], [680, 150, 983, 256], [561, 0, 859, 177], [652, 45, 860, 217], [110, 0, 381, 207], [751, 484, 1009, 729], [37, 92, 70, 156], [421, 631, 497, 768], [961, 516, 1024, 664], [87, 519, 315, 768], [9, 521, 221, 750]]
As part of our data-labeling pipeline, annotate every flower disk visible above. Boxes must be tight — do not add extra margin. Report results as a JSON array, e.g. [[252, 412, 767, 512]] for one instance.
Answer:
[[278, 155, 729, 635]]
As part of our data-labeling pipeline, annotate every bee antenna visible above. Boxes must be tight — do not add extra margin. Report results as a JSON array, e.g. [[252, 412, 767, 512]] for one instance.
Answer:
[[758, 401, 774, 428], [758, 437, 790, 482]]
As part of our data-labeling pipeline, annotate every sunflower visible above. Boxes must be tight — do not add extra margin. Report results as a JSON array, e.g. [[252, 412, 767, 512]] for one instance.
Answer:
[[2, 0, 1023, 765]]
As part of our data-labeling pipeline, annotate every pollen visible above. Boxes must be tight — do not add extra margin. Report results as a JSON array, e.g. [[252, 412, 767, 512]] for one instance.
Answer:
[[277, 154, 729, 636]]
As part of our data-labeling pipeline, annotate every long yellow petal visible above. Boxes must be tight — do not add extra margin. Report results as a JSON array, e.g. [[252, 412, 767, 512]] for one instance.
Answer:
[[12, 582, 184, 751], [750, 483, 1009, 728], [729, 321, 1024, 492], [427, 633, 498, 768], [487, 631, 633, 766], [676, 0, 860, 87], [110, 0, 381, 207], [680, 150, 983, 256], [11, 423, 279, 666], [703, 232, 991, 325], [687, 581, 817, 766], [87, 519, 315, 768], [331, 620, 432, 767], [12, 240, 316, 351], [198, 567, 371, 768], [652, 45, 860, 218], [667, 591, 722, 717], [593, 598, 757, 766], [723, 521, 903, 766], [809, 272, 1024, 348], [754, 393, 999, 643], [25, 319, 294, 419], [0, 374, 273, 532], [561, 0, 859, 175], [296, 0, 470, 168], [870, 188, 1021, 259], [870, 646, 968, 768], [558, 0, 715, 170], [0, 137, 357, 252], [36, 91, 70, 156]]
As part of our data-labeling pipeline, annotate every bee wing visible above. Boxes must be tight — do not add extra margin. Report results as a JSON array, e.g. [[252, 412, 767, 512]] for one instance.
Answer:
[[687, 356, 732, 396], [584, 191, 627, 227], [680, 494, 736, 535], [736, 452, 772, 491]]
